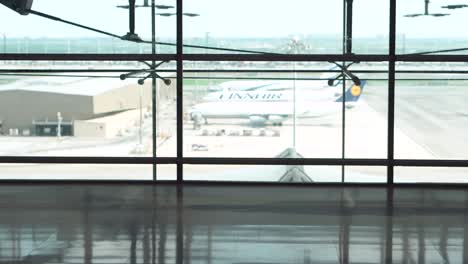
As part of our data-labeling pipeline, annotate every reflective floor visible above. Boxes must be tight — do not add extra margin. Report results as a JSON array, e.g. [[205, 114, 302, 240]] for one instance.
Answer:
[[0, 184, 468, 264]]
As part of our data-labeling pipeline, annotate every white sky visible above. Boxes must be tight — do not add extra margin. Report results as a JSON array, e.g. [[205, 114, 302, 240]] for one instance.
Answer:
[[0, 0, 467, 38]]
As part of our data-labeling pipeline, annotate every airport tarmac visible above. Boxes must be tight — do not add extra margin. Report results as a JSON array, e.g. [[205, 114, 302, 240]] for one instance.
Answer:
[[367, 84, 468, 160], [179, 101, 431, 159]]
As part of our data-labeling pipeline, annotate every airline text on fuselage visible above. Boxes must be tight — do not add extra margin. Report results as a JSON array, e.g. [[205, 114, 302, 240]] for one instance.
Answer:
[[218, 92, 285, 101]]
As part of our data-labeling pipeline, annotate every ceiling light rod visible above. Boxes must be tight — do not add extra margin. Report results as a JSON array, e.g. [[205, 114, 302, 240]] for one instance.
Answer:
[[13, 6, 270, 54], [138, 39, 272, 54], [28, 10, 266, 54], [118, 0, 177, 41], [344, 0, 354, 55], [121, 0, 142, 41], [404, 47, 468, 55], [0, 0, 32, 14], [28, 9, 122, 39]]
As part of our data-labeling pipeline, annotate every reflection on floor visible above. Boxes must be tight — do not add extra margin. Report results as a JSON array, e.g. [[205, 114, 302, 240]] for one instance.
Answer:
[[0, 184, 467, 264]]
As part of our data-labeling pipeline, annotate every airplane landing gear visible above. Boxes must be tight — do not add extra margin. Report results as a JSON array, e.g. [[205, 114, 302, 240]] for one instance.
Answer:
[[191, 112, 205, 130]]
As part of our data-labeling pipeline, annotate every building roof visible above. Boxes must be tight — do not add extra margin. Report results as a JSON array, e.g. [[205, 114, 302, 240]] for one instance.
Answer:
[[0, 76, 135, 96]]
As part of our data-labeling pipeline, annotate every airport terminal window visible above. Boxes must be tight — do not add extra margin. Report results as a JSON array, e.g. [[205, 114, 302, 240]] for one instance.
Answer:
[[395, 62, 468, 160], [184, 62, 346, 159], [353, 0, 389, 54], [344, 166, 387, 183], [0, 61, 176, 158], [344, 62, 388, 159], [184, 165, 343, 182], [1, 0, 468, 183], [183, 0, 344, 54], [0, 163, 154, 180], [395, 167, 468, 183]]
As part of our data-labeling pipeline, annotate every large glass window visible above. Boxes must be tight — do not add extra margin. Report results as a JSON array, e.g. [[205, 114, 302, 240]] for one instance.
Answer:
[[395, 62, 468, 160], [395, 167, 468, 183], [183, 62, 347, 159], [353, 0, 389, 54], [0, 163, 159, 180], [183, 0, 344, 54], [184, 165, 342, 182], [0, 0, 468, 183], [345, 62, 388, 159], [0, 61, 176, 158]]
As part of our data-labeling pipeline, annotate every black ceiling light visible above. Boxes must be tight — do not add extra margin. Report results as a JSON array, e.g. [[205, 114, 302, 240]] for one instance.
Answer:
[[154, 5, 174, 9], [119, 0, 142, 41], [441, 4, 468, 9], [117, 0, 173, 10], [117, 0, 175, 42], [156, 12, 173, 17], [183, 13, 200, 17], [0, 0, 33, 15], [430, 13, 451, 16], [404, 0, 450, 17], [152, 12, 200, 17]]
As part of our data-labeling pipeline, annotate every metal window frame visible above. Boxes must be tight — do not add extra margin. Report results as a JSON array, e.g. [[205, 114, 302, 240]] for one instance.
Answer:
[[0, 0, 468, 187]]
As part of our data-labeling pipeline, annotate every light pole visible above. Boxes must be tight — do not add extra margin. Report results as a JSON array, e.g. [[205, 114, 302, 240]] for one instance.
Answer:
[[288, 37, 305, 150], [57, 112, 62, 139], [2, 33, 5, 54], [293, 50, 297, 149], [152, 11, 199, 147], [117, 2, 199, 155], [139, 79, 143, 148], [117, 1, 176, 153]]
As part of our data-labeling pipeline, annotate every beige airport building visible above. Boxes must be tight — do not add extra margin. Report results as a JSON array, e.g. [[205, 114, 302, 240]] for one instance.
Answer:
[[0, 76, 175, 137]]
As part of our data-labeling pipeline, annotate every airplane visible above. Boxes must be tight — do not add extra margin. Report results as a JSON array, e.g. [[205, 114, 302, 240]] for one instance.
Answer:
[[208, 67, 342, 93], [207, 79, 343, 93], [189, 80, 366, 128], [208, 80, 281, 92]]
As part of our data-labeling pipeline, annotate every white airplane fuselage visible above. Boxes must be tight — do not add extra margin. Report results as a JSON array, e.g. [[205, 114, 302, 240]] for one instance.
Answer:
[[189, 89, 354, 126]]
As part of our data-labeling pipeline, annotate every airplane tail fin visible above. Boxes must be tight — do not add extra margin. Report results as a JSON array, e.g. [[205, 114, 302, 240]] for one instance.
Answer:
[[335, 80, 366, 102]]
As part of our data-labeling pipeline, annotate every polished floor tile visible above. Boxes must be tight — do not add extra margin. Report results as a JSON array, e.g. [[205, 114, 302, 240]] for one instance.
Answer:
[[0, 184, 467, 263]]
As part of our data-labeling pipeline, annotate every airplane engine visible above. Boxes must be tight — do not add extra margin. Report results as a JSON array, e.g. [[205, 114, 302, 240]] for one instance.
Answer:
[[249, 115, 267, 126], [268, 115, 286, 126]]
